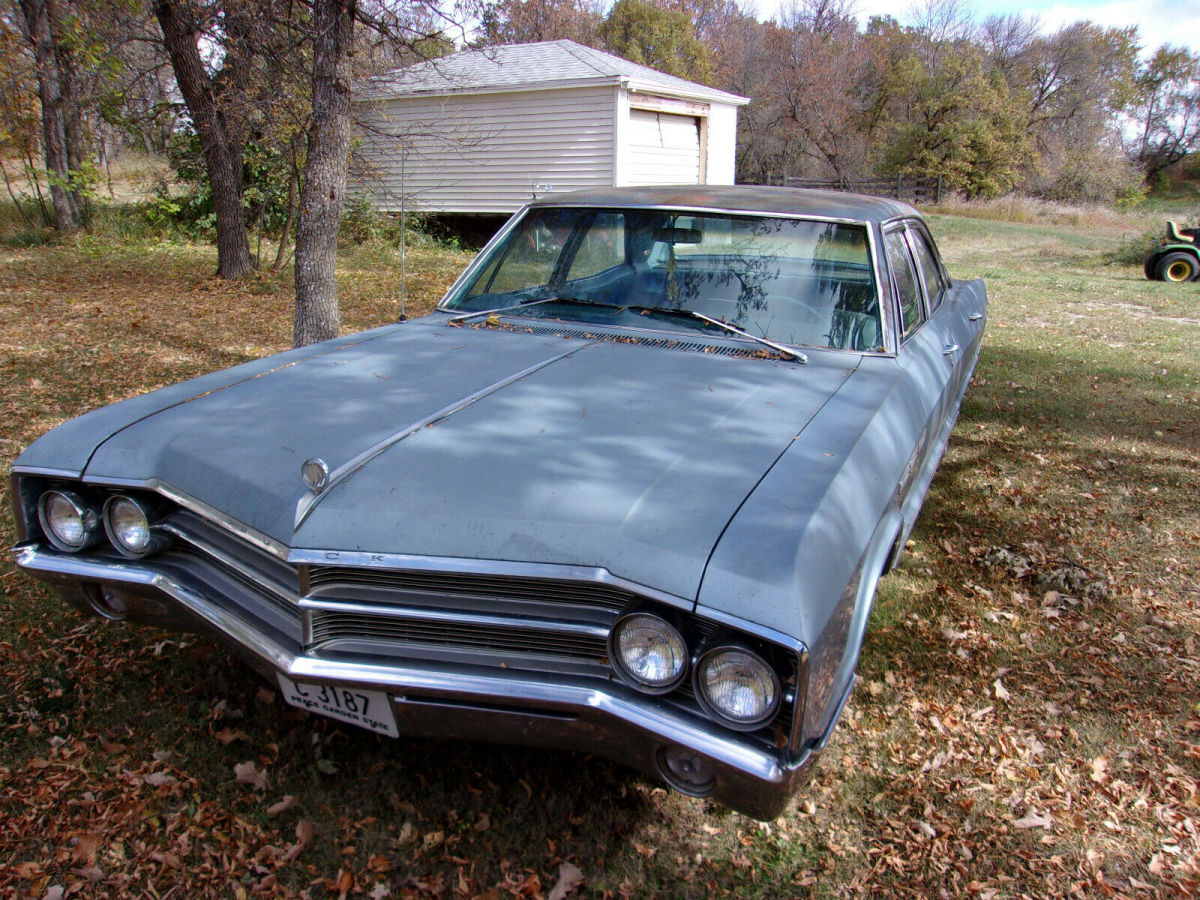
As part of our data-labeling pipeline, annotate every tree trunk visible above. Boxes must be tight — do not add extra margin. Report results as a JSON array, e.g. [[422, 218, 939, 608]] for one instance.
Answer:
[[154, 0, 254, 279], [17, 0, 77, 231], [272, 151, 300, 272], [293, 0, 356, 347]]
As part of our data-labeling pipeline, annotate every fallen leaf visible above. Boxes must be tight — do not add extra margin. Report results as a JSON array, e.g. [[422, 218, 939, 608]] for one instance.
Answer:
[[266, 795, 297, 817], [143, 772, 176, 787], [71, 864, 104, 882], [214, 728, 249, 745], [1013, 809, 1053, 830], [234, 760, 269, 791], [548, 862, 585, 900], [14, 861, 42, 878], [993, 678, 1011, 702]]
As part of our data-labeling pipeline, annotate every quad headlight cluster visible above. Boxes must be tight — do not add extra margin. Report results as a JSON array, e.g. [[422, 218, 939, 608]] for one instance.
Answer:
[[609, 611, 783, 731], [36, 488, 170, 559]]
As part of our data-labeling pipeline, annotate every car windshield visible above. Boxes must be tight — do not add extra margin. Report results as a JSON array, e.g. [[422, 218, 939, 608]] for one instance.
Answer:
[[442, 207, 882, 351]]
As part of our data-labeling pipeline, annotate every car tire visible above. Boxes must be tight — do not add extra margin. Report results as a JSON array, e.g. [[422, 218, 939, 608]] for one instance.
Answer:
[[1154, 252, 1199, 283]]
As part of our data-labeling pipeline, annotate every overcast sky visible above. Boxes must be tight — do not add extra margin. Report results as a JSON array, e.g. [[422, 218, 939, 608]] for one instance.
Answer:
[[754, 0, 1200, 56]]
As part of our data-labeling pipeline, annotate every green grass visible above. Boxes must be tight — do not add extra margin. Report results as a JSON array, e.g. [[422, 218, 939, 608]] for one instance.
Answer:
[[0, 199, 1198, 897]]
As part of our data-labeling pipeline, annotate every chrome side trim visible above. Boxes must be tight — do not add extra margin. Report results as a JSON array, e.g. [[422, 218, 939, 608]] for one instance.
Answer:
[[293, 342, 592, 530], [814, 673, 857, 752]]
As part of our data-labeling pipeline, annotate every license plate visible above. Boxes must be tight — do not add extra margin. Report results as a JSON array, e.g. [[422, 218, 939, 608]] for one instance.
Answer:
[[276, 675, 399, 737]]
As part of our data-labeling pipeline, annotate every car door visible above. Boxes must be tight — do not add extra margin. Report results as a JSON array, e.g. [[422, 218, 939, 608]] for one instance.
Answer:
[[882, 223, 955, 516], [905, 220, 984, 407]]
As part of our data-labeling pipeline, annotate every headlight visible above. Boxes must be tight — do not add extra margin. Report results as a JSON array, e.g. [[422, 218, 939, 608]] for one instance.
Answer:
[[38, 490, 100, 552], [696, 646, 780, 729], [609, 613, 688, 693], [103, 495, 164, 558]]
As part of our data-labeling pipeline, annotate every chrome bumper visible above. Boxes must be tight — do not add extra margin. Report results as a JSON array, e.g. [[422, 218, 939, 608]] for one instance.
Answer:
[[14, 544, 818, 820]]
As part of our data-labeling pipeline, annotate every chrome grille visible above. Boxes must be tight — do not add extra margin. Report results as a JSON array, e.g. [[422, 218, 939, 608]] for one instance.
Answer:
[[309, 610, 608, 659], [164, 510, 300, 624], [306, 566, 637, 613]]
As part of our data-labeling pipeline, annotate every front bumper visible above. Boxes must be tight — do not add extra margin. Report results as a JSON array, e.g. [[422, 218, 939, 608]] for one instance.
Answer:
[[14, 543, 818, 820]]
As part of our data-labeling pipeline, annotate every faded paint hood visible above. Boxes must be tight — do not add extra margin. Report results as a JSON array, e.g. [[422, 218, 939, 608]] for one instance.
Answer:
[[77, 319, 854, 602]]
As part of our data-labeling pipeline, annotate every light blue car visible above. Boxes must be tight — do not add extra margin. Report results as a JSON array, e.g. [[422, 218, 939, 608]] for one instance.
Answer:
[[11, 186, 986, 819]]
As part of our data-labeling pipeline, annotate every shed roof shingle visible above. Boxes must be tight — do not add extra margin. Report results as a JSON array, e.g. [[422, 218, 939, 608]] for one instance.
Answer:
[[357, 40, 749, 106]]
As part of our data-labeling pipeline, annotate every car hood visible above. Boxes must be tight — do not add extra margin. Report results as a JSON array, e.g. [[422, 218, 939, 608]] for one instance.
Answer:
[[78, 319, 855, 602]]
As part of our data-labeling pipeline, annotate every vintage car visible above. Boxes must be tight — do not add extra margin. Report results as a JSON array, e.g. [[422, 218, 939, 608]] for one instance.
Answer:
[[11, 187, 986, 820], [1144, 221, 1200, 282]]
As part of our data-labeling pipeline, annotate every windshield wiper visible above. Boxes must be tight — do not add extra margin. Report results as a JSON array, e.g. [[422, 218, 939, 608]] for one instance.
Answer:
[[447, 295, 617, 324], [624, 305, 807, 364], [446, 296, 567, 324]]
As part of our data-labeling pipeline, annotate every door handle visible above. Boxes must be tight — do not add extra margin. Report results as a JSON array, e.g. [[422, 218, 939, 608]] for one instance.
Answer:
[[943, 343, 959, 355], [968, 313, 983, 321]]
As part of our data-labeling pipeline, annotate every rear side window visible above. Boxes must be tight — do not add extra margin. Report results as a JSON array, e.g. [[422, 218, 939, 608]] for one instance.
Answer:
[[885, 230, 924, 339], [908, 228, 947, 312]]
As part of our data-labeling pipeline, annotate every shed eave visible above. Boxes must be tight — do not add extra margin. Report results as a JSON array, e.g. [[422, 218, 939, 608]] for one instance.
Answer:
[[624, 79, 750, 107], [355, 75, 628, 103]]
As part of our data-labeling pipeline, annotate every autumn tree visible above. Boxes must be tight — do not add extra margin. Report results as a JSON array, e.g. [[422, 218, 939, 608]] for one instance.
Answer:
[[599, 0, 712, 82], [469, 0, 603, 47], [1131, 46, 1200, 184], [755, 0, 873, 182]]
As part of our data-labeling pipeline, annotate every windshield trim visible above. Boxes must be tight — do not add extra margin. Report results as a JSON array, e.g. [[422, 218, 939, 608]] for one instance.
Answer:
[[435, 204, 894, 355]]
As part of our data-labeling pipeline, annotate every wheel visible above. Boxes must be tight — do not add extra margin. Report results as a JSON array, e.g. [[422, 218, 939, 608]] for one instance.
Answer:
[[1144, 253, 1161, 280], [1155, 251, 1199, 283]]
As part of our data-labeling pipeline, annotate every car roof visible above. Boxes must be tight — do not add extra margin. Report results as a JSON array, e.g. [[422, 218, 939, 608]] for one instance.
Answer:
[[527, 185, 919, 224]]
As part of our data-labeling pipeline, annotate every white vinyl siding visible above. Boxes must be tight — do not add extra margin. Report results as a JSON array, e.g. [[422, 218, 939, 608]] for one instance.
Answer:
[[354, 86, 618, 214], [626, 109, 701, 186]]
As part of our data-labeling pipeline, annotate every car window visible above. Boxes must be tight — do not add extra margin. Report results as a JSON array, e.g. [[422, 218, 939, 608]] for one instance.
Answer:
[[466, 209, 578, 298], [566, 213, 626, 280], [445, 208, 882, 351], [908, 228, 947, 312], [885, 229, 924, 340]]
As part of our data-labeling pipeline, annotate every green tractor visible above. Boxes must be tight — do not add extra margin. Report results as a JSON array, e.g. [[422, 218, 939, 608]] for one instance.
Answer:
[[1145, 221, 1200, 282]]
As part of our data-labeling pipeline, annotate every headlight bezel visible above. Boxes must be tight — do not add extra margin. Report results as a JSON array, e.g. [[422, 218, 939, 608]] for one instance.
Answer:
[[37, 488, 101, 553], [694, 644, 782, 731], [102, 493, 162, 558], [608, 611, 690, 694]]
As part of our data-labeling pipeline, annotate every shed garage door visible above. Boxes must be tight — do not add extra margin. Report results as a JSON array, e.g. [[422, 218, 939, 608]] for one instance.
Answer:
[[628, 109, 701, 185]]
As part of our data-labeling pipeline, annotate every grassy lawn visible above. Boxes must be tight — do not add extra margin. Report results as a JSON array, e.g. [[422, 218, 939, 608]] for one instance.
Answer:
[[0, 204, 1197, 898]]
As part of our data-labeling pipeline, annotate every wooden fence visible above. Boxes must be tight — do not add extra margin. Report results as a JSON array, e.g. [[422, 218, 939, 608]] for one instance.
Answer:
[[756, 175, 944, 205]]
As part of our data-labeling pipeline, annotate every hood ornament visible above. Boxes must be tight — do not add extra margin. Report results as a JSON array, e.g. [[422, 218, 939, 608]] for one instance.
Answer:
[[301, 458, 330, 493]]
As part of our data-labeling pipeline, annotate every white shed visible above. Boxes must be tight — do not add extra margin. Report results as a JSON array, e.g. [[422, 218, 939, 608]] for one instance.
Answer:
[[353, 40, 749, 215]]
